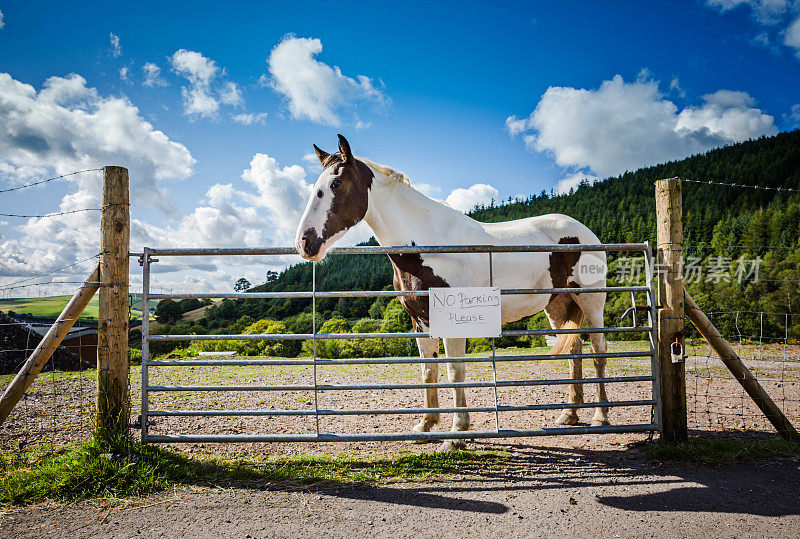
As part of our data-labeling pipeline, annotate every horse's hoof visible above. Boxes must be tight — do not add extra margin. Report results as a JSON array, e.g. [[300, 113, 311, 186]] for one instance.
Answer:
[[436, 439, 467, 453], [555, 412, 579, 426], [591, 418, 611, 427]]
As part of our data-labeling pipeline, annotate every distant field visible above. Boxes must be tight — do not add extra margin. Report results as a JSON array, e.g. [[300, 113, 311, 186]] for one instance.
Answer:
[[0, 295, 150, 320]]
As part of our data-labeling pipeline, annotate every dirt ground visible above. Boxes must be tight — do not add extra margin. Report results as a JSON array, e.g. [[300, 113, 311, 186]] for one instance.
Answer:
[[3, 438, 800, 538], [3, 341, 797, 457], [2, 341, 799, 536]]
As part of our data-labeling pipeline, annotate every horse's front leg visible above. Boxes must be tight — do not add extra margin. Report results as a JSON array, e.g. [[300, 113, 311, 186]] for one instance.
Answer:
[[437, 338, 470, 452], [411, 336, 440, 436]]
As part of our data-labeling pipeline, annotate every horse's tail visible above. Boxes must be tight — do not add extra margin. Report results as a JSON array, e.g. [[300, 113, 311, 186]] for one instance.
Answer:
[[550, 299, 584, 356]]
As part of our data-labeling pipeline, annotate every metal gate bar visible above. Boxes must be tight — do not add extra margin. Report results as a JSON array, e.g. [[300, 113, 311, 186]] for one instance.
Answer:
[[147, 375, 653, 392], [142, 243, 649, 256], [148, 285, 649, 300], [149, 326, 649, 342], [148, 399, 656, 417], [147, 350, 653, 367], [138, 242, 661, 443], [146, 423, 657, 444]]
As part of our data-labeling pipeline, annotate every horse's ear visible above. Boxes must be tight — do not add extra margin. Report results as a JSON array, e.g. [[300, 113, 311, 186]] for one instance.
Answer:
[[337, 134, 352, 164], [313, 144, 330, 165]]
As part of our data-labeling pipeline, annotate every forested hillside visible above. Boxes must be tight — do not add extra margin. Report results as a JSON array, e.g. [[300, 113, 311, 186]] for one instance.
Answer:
[[157, 129, 800, 351]]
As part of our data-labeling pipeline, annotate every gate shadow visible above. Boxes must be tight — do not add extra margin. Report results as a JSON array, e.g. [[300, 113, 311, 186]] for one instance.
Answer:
[[253, 437, 800, 517], [166, 434, 799, 517], [348, 438, 798, 517]]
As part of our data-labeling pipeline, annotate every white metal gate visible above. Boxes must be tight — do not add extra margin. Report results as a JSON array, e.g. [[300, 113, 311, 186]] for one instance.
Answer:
[[137, 243, 661, 443]]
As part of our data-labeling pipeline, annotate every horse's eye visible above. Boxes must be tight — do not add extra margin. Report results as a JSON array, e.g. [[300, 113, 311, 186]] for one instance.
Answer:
[[331, 179, 342, 189]]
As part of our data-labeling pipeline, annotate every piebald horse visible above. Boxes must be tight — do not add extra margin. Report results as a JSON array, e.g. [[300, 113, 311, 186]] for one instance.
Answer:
[[296, 135, 609, 452]]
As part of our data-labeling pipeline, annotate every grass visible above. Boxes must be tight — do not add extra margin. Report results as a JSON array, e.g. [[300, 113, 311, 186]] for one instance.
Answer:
[[0, 295, 149, 320], [0, 438, 509, 506], [643, 434, 800, 465]]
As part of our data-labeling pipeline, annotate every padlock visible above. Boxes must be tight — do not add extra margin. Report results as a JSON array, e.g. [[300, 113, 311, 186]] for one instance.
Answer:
[[670, 340, 685, 364]]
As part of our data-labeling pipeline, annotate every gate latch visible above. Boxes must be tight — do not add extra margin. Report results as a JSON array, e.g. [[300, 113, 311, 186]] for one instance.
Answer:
[[670, 339, 685, 364]]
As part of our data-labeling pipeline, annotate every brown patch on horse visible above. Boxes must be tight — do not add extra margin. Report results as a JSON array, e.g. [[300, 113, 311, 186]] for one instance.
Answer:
[[389, 246, 449, 322], [547, 236, 581, 307], [320, 158, 374, 241]]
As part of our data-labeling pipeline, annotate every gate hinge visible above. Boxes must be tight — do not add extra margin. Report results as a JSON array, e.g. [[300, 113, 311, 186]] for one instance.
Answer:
[[131, 415, 155, 429]]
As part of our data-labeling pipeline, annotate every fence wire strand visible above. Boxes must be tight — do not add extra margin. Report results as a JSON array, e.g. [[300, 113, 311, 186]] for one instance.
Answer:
[[685, 309, 799, 434], [0, 168, 102, 194]]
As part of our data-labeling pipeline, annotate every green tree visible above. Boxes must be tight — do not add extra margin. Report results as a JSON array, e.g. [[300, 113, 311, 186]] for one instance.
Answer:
[[154, 299, 182, 324], [234, 277, 252, 292]]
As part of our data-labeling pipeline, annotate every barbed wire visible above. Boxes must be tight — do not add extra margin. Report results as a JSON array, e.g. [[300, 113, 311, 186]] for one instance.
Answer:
[[0, 281, 95, 292], [0, 168, 102, 194], [0, 254, 99, 291], [0, 208, 102, 219], [0, 202, 129, 219], [682, 177, 800, 193], [683, 244, 797, 250]]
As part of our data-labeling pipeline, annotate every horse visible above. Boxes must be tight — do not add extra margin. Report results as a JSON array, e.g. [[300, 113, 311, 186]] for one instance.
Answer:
[[295, 134, 609, 452]]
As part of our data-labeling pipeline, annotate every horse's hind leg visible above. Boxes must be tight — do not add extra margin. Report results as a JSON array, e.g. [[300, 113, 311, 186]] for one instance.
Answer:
[[546, 295, 584, 426], [437, 338, 470, 452], [574, 292, 611, 426], [584, 307, 610, 426], [557, 351, 584, 425], [412, 336, 440, 436]]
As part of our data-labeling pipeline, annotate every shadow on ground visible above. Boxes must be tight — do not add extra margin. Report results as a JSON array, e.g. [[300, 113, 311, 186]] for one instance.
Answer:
[[204, 435, 800, 518]]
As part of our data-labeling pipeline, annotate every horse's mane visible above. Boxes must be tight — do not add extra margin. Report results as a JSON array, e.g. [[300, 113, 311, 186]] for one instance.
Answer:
[[356, 156, 411, 186], [356, 155, 459, 210]]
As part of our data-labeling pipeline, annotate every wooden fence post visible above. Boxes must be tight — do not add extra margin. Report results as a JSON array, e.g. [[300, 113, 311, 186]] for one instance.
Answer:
[[655, 177, 688, 442], [96, 166, 130, 441]]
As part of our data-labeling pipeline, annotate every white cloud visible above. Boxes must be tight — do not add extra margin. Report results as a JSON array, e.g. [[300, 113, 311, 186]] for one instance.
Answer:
[[676, 90, 775, 141], [788, 103, 800, 125], [169, 49, 248, 119], [220, 81, 243, 106], [0, 10, 5, 29], [302, 152, 323, 174], [669, 77, 686, 98], [170, 49, 220, 119], [134, 184, 269, 250], [445, 183, 498, 212], [232, 112, 268, 125], [180, 85, 219, 118], [554, 172, 600, 195], [170, 49, 218, 85], [784, 17, 800, 56], [109, 32, 121, 57], [266, 35, 387, 126], [707, 1, 800, 58], [241, 153, 311, 243], [706, 0, 789, 24], [508, 74, 776, 178], [415, 183, 443, 198], [142, 63, 168, 87], [119, 66, 130, 83], [505, 115, 528, 137], [355, 119, 372, 130], [0, 72, 195, 277]]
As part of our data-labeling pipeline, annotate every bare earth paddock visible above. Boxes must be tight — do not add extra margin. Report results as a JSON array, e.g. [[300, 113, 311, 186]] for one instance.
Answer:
[[2, 341, 799, 537]]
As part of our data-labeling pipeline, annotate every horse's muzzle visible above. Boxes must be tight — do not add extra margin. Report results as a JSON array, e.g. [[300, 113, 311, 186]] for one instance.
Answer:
[[299, 227, 325, 260]]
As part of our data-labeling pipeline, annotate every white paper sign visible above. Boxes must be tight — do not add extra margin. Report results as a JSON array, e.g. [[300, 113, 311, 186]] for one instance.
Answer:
[[428, 287, 502, 338]]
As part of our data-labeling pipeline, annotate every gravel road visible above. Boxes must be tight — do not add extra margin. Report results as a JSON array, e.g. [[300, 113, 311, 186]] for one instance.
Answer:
[[4, 440, 799, 538]]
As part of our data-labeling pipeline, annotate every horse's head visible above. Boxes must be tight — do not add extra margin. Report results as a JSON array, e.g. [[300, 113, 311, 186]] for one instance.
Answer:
[[295, 134, 374, 261]]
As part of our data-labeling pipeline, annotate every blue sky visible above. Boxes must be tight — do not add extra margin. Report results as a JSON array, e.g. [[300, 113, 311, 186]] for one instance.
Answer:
[[1, 0, 799, 293]]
